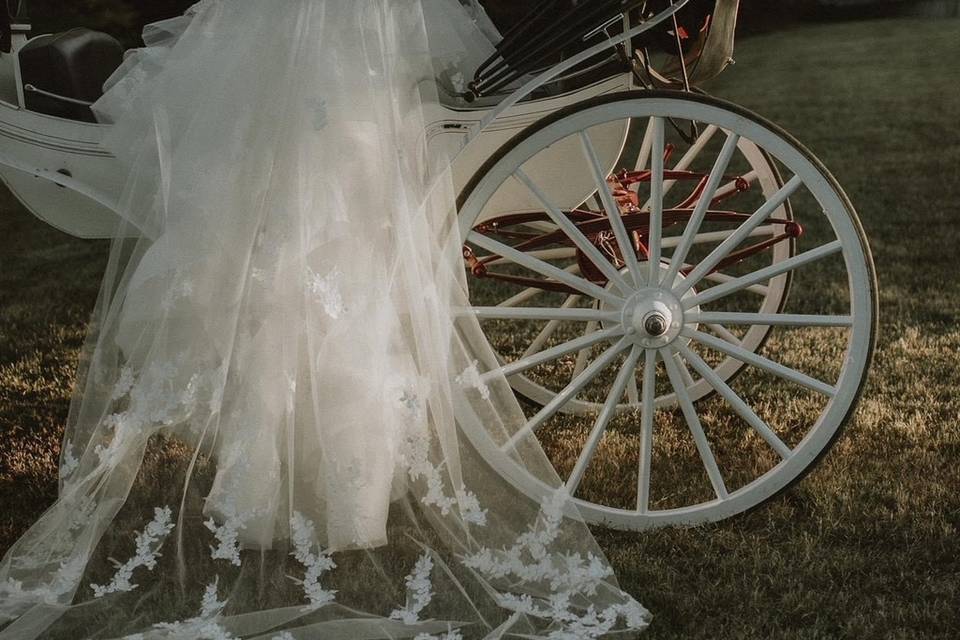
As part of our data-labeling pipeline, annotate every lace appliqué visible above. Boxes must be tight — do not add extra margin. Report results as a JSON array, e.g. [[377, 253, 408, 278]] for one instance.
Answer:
[[305, 267, 345, 318], [463, 491, 649, 638], [400, 413, 487, 527], [390, 552, 434, 625], [204, 502, 251, 567], [455, 361, 490, 400], [91, 507, 175, 598], [124, 580, 234, 640], [415, 632, 463, 640], [59, 439, 80, 480], [0, 556, 86, 612], [289, 512, 337, 610]]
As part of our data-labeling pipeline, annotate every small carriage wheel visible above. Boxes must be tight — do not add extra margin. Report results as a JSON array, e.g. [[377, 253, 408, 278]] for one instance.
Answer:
[[457, 91, 877, 529]]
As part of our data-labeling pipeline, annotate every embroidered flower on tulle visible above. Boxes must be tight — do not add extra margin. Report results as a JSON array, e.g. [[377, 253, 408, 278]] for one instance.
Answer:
[[141, 579, 234, 639], [90, 507, 175, 598], [112, 366, 136, 400], [0, 555, 86, 612], [305, 268, 345, 318], [389, 552, 434, 625], [161, 274, 195, 312], [400, 420, 488, 526], [400, 389, 421, 417], [455, 488, 488, 526], [414, 632, 463, 640], [59, 440, 80, 480], [204, 506, 250, 567], [462, 490, 648, 638], [289, 512, 337, 610], [455, 361, 490, 400]]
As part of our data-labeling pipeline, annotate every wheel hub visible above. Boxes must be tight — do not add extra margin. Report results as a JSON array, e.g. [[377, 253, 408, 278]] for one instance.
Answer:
[[600, 263, 700, 348], [622, 287, 686, 348]]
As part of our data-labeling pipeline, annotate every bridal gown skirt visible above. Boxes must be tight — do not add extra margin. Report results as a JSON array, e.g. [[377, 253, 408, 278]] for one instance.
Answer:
[[0, 1, 650, 638]]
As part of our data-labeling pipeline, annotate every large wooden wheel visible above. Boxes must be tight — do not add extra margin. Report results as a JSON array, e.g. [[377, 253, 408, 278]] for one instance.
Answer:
[[457, 91, 877, 529]]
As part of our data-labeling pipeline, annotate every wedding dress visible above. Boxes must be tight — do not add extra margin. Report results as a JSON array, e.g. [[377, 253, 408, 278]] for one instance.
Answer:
[[0, 1, 650, 638]]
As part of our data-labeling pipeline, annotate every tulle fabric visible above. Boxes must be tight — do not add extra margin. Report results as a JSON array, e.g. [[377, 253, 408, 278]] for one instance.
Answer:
[[0, 1, 649, 638]]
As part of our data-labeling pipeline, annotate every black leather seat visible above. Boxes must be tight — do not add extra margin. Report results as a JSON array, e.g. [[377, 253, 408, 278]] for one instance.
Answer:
[[18, 27, 123, 121]]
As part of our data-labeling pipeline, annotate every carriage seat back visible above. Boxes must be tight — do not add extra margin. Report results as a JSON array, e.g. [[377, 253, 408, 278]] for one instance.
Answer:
[[19, 28, 122, 122]]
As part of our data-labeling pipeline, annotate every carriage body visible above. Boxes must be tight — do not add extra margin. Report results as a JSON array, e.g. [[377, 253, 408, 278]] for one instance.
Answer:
[[0, 54, 631, 238]]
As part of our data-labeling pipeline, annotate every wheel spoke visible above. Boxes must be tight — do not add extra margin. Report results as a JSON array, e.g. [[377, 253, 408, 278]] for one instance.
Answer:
[[675, 175, 803, 296], [493, 326, 624, 380], [684, 328, 837, 397], [637, 349, 657, 512], [471, 306, 616, 322], [500, 271, 579, 308], [662, 132, 741, 285], [485, 247, 576, 266], [647, 116, 666, 285], [626, 373, 639, 404], [469, 231, 623, 306], [566, 346, 643, 495], [572, 320, 599, 379], [659, 124, 720, 200], [514, 169, 633, 295], [684, 240, 842, 309], [676, 343, 792, 460], [702, 269, 769, 297], [706, 323, 742, 347], [579, 130, 645, 286], [632, 117, 656, 183], [687, 312, 853, 327], [502, 337, 632, 451], [675, 352, 697, 389], [521, 294, 582, 357], [661, 224, 780, 251], [662, 348, 729, 500]]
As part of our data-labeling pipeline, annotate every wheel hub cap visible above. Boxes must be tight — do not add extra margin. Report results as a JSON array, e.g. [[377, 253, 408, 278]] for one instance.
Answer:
[[623, 288, 685, 348], [600, 263, 700, 349]]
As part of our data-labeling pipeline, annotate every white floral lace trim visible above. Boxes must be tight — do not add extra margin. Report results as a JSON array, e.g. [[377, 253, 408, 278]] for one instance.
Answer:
[[0, 556, 86, 612], [414, 632, 463, 640], [399, 392, 488, 527], [91, 506, 175, 598], [463, 491, 648, 638], [204, 504, 249, 567], [289, 512, 337, 610], [455, 360, 490, 400], [305, 267, 345, 318], [59, 439, 80, 479], [390, 552, 434, 625], [124, 580, 234, 640]]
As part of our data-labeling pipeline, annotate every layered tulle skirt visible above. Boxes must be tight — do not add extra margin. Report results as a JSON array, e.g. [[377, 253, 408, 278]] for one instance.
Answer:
[[0, 2, 650, 638]]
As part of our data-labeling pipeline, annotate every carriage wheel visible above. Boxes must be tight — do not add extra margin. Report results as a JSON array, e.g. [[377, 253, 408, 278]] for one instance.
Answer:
[[457, 91, 877, 529]]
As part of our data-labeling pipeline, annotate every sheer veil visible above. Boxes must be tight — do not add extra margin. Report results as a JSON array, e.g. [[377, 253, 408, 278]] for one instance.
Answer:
[[0, 1, 650, 638]]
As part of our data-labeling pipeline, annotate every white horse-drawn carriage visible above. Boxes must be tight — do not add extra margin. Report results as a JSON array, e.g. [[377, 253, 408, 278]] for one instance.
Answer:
[[0, 0, 876, 530]]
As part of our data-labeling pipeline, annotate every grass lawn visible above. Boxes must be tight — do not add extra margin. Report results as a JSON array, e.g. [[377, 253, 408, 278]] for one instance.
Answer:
[[1, 16, 959, 639]]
